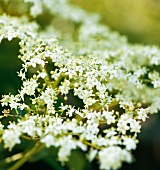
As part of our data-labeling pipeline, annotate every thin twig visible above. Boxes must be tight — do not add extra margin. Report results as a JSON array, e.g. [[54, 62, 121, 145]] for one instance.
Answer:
[[8, 141, 43, 170]]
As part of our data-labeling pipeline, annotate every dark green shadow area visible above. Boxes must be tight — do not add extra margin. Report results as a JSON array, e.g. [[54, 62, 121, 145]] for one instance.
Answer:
[[0, 38, 22, 111], [0, 38, 22, 94]]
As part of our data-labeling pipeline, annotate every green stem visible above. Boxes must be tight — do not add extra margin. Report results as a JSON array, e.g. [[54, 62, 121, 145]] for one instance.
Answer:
[[83, 140, 101, 150], [39, 65, 63, 89], [21, 134, 39, 141], [108, 102, 119, 109], [52, 75, 63, 89], [5, 153, 23, 163], [89, 101, 119, 111], [8, 141, 43, 170]]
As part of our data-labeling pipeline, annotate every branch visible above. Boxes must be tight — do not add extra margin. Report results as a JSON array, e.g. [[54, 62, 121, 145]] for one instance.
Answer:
[[8, 141, 43, 170]]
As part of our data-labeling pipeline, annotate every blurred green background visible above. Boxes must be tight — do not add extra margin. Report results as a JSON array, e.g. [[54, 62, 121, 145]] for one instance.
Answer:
[[0, 0, 160, 169], [71, 0, 160, 45]]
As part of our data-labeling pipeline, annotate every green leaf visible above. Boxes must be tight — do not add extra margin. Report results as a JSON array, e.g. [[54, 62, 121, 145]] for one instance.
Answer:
[[67, 150, 92, 170]]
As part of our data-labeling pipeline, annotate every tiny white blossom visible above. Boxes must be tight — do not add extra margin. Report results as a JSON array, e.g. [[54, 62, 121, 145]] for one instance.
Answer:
[[67, 107, 75, 117], [41, 135, 55, 148], [58, 136, 77, 163], [123, 137, 136, 150], [152, 80, 160, 88], [129, 119, 141, 133], [21, 79, 38, 98], [37, 72, 47, 79], [3, 130, 21, 150], [59, 80, 70, 94], [88, 149, 98, 162], [137, 108, 148, 121], [117, 114, 130, 134], [102, 110, 115, 125], [99, 146, 132, 170]]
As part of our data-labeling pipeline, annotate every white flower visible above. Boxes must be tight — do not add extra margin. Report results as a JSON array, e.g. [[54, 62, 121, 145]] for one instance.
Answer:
[[117, 114, 130, 134], [0, 95, 10, 107], [1, 1, 160, 168], [105, 128, 117, 138], [152, 80, 160, 88], [19, 103, 29, 110], [40, 88, 57, 108], [21, 79, 38, 97], [88, 149, 98, 162], [41, 135, 55, 148], [150, 56, 160, 65], [29, 57, 45, 68], [98, 146, 132, 170], [67, 107, 75, 117], [119, 101, 134, 110], [1, 94, 20, 108], [129, 119, 141, 133], [59, 80, 70, 94], [19, 119, 36, 137], [2, 130, 21, 150], [37, 72, 47, 79], [137, 108, 148, 121], [81, 120, 99, 140], [58, 136, 77, 163], [17, 69, 26, 80], [102, 110, 115, 125], [9, 101, 20, 109], [123, 137, 136, 150], [84, 97, 97, 107], [24, 0, 43, 17], [59, 104, 68, 111]]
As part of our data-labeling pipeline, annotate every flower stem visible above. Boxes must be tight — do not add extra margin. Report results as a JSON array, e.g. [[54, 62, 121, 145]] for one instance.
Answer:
[[52, 75, 63, 89], [8, 141, 43, 170], [83, 140, 101, 150]]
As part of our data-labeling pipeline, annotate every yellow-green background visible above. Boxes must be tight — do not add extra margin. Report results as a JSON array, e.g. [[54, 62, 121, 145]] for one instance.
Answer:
[[71, 0, 160, 45]]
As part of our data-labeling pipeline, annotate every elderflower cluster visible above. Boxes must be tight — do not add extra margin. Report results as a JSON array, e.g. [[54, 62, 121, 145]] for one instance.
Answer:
[[0, 0, 160, 170]]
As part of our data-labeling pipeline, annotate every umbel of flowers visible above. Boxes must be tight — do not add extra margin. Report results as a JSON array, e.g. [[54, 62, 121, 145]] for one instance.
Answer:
[[0, 0, 160, 170]]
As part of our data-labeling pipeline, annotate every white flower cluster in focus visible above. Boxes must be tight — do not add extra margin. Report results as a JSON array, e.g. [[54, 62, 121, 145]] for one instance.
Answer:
[[0, 1, 160, 170]]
